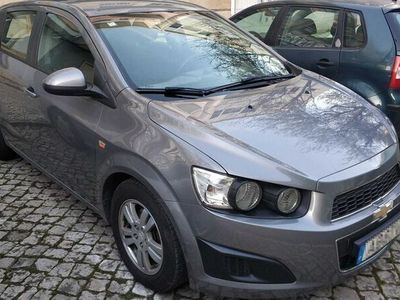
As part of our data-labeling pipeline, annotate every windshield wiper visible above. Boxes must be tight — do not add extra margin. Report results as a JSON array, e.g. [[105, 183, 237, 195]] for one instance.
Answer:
[[206, 74, 297, 94], [136, 74, 297, 98], [136, 87, 207, 97]]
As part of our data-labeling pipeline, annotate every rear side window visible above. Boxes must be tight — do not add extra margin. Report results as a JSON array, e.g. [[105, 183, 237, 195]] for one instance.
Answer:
[[235, 7, 281, 40], [385, 12, 400, 52], [278, 7, 339, 48], [344, 11, 366, 48], [38, 14, 94, 83], [1, 11, 36, 60]]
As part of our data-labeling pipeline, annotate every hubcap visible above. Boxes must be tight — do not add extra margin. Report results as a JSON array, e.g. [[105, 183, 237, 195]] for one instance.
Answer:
[[118, 199, 163, 275]]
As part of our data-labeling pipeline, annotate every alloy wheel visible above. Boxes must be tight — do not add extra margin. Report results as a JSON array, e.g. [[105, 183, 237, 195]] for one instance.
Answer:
[[118, 199, 163, 275]]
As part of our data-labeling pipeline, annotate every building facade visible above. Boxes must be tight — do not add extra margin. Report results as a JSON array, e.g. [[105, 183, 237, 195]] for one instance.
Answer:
[[185, 0, 265, 17], [0, 0, 264, 16], [178, 0, 266, 16]]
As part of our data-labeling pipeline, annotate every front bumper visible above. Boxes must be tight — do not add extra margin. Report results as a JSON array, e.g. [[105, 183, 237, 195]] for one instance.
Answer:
[[169, 145, 400, 298], [176, 184, 400, 298]]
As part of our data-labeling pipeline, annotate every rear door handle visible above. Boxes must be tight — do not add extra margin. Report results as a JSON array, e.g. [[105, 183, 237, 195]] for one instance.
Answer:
[[317, 59, 335, 67], [24, 87, 37, 98]]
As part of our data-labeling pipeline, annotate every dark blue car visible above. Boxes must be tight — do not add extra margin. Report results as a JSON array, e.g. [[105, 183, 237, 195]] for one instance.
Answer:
[[231, 0, 400, 133]]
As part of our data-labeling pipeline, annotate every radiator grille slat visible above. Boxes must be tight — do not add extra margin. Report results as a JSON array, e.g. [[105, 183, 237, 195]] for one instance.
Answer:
[[332, 165, 400, 220]]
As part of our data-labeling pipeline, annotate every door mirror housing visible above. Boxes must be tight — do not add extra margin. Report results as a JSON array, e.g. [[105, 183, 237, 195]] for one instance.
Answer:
[[43, 67, 87, 95], [43, 67, 105, 99]]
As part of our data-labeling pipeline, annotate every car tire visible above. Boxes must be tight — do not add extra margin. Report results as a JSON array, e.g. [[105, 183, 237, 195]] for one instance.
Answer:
[[110, 179, 187, 292], [0, 129, 17, 161]]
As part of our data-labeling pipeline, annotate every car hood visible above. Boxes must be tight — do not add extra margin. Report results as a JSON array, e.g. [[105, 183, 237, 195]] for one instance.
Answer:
[[148, 73, 396, 188]]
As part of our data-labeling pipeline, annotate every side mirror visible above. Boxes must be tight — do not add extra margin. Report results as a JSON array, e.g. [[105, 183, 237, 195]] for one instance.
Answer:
[[43, 67, 87, 95], [43, 67, 105, 99]]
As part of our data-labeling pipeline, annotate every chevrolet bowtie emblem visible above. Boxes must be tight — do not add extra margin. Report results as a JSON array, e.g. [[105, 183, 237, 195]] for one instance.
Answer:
[[373, 201, 394, 221]]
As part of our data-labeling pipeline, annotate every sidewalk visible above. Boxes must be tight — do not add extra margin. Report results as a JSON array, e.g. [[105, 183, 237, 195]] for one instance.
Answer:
[[0, 159, 399, 299]]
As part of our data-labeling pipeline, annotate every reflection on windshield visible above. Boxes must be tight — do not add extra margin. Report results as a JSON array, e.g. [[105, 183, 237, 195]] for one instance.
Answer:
[[92, 11, 290, 90]]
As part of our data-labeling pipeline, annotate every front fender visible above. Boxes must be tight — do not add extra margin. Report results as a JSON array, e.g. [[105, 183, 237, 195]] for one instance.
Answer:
[[95, 151, 210, 288], [96, 151, 179, 212]]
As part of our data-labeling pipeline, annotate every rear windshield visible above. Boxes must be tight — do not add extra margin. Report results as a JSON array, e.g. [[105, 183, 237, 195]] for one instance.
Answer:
[[92, 11, 292, 90]]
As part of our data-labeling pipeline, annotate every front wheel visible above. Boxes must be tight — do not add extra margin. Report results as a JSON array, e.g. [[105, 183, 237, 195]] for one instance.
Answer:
[[110, 179, 187, 292]]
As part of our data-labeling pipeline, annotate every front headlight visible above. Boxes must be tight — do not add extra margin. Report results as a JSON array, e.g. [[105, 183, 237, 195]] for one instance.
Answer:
[[228, 180, 262, 211], [276, 188, 301, 214], [192, 167, 262, 211], [192, 167, 303, 215], [192, 167, 235, 209]]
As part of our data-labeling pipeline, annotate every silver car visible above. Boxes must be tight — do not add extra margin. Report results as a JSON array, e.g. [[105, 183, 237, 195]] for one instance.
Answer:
[[0, 0, 399, 298]]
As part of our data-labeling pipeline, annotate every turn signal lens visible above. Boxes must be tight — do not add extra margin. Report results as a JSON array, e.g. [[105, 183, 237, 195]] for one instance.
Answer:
[[192, 167, 234, 209]]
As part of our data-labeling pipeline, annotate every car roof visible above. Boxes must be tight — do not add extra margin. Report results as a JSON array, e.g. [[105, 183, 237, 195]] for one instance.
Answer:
[[246, 0, 400, 12], [0, 0, 207, 17]]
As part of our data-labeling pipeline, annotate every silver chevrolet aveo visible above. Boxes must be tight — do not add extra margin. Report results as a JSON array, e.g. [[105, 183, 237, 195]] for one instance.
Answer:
[[0, 0, 399, 298]]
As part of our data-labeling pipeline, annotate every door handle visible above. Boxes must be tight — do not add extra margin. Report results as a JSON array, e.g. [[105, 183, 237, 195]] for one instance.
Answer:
[[317, 59, 335, 68], [24, 87, 37, 98]]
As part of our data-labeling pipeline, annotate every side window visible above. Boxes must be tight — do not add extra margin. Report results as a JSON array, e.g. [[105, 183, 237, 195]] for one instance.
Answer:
[[344, 11, 366, 48], [1, 11, 36, 60], [278, 7, 339, 48], [235, 7, 281, 40], [38, 14, 94, 83]]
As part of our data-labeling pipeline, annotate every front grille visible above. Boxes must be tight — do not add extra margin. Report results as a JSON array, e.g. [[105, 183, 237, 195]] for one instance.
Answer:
[[332, 165, 400, 220]]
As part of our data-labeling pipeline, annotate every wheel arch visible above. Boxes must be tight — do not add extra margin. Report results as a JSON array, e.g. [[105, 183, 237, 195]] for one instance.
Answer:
[[97, 152, 203, 284], [101, 171, 132, 221], [98, 154, 180, 222]]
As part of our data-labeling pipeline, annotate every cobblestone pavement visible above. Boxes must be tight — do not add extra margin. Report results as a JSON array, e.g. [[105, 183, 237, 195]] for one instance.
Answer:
[[0, 159, 399, 300]]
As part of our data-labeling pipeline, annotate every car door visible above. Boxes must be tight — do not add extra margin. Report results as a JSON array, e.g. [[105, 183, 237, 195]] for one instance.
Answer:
[[0, 8, 43, 153], [337, 11, 373, 100], [27, 9, 106, 203], [272, 6, 342, 80]]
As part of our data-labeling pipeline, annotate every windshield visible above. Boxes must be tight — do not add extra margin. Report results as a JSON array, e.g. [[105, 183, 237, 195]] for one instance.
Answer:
[[93, 11, 292, 90]]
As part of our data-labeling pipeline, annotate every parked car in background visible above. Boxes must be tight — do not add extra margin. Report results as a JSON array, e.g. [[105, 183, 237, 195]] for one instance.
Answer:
[[231, 0, 400, 133], [1, 0, 400, 298]]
